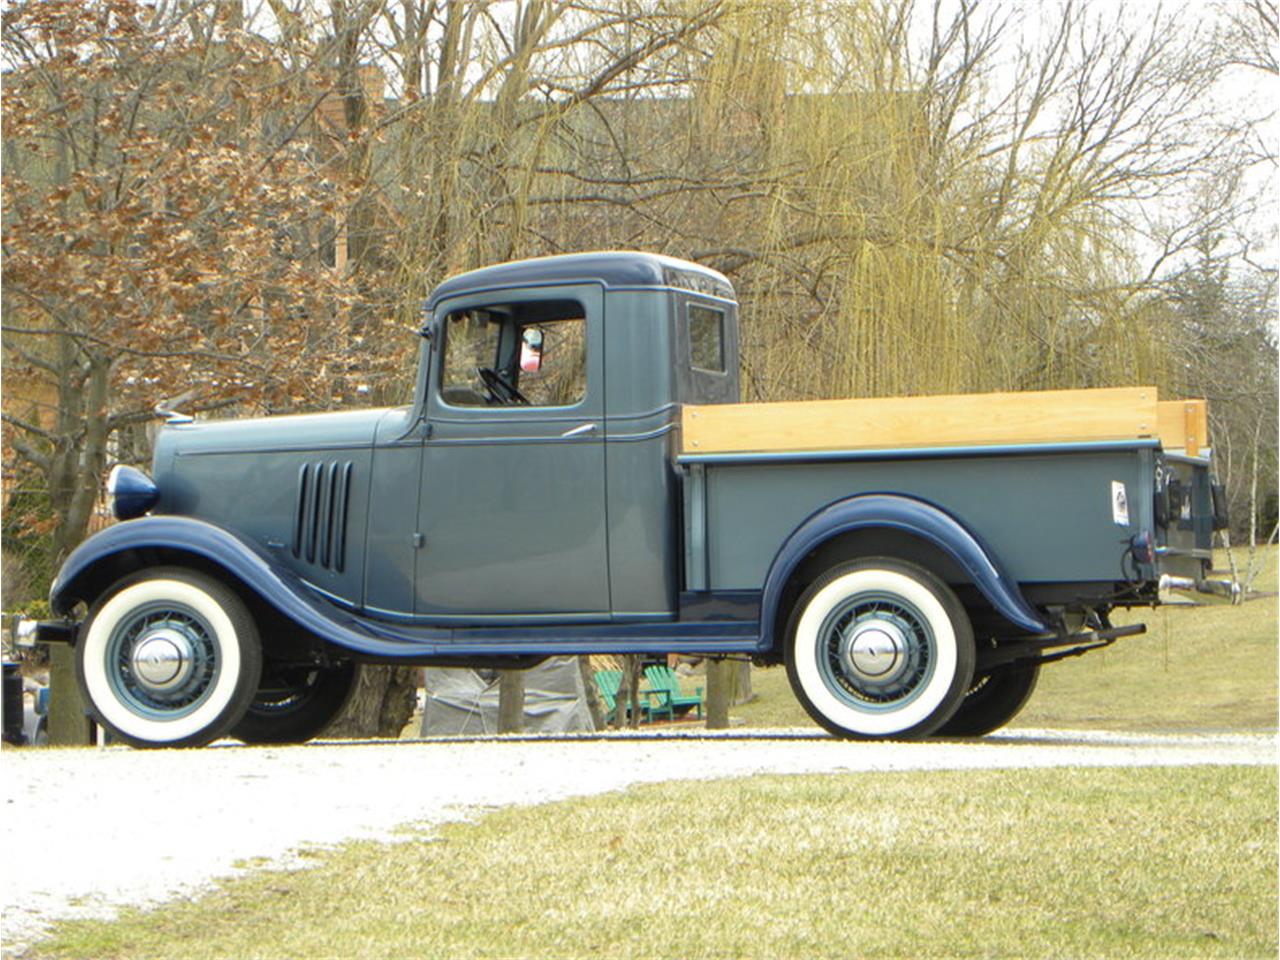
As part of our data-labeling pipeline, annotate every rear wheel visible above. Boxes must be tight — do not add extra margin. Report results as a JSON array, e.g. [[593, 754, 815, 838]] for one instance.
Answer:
[[785, 558, 975, 739], [232, 661, 357, 744], [75, 568, 262, 748], [935, 664, 1040, 737]]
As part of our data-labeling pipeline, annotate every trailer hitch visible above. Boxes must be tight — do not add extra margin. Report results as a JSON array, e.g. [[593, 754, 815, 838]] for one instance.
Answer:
[[976, 622, 1146, 673]]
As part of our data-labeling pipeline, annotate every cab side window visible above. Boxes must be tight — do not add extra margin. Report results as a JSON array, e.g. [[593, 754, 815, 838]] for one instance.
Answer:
[[519, 318, 586, 407], [688, 303, 725, 373], [439, 299, 587, 408]]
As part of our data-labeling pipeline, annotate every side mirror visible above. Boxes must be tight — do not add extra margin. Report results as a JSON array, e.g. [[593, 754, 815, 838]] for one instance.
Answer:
[[520, 326, 544, 373]]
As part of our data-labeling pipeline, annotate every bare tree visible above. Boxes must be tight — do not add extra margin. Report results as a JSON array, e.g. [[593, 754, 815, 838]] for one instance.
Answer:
[[2, 0, 365, 570]]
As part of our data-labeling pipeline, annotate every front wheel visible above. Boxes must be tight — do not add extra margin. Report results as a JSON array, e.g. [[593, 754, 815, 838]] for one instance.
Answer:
[[785, 559, 975, 739], [75, 568, 262, 748]]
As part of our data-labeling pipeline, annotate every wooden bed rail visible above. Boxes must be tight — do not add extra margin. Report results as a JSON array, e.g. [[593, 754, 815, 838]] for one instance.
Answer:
[[1156, 399, 1208, 458], [680, 387, 1209, 457]]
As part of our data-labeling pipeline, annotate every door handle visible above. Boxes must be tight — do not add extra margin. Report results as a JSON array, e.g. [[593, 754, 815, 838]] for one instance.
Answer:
[[560, 422, 598, 438]]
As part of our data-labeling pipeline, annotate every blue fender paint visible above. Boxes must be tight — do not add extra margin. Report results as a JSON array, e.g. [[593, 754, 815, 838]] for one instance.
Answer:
[[50, 517, 761, 659], [757, 493, 1047, 651], [48, 516, 444, 651]]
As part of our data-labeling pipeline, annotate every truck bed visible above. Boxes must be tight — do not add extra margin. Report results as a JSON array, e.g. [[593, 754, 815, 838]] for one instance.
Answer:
[[682, 386, 1207, 457]]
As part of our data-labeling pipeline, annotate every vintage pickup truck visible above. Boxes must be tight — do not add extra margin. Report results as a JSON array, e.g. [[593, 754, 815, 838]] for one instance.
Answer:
[[21, 251, 1233, 747]]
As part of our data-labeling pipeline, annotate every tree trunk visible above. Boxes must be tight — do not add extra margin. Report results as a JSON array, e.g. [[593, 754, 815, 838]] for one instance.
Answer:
[[577, 655, 605, 730], [620, 654, 642, 729], [326, 664, 418, 738], [497, 669, 525, 733], [47, 645, 94, 745]]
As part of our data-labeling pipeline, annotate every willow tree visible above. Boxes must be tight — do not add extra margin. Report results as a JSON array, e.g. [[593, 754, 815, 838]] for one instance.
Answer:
[[668, 0, 1234, 402], [491, 0, 1230, 407]]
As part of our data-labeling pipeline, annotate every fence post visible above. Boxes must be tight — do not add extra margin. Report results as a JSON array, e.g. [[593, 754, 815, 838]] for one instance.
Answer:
[[705, 657, 733, 729], [497, 668, 525, 734]]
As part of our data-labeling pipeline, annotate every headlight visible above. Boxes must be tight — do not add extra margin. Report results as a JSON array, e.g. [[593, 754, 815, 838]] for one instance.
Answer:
[[106, 465, 160, 520]]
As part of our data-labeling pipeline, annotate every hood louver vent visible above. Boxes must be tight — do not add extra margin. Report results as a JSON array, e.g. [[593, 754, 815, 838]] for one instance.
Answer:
[[293, 461, 352, 573]]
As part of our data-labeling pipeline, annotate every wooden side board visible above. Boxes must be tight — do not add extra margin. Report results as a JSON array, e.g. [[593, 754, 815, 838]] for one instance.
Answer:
[[1156, 399, 1208, 457], [681, 386, 1193, 456]]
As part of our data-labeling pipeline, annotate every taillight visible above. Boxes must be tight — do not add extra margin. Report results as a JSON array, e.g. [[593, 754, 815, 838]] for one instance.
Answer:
[[1130, 531, 1155, 565]]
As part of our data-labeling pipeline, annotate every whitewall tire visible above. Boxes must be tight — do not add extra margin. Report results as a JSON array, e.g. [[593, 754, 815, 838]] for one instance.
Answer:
[[784, 558, 975, 739], [75, 568, 262, 748]]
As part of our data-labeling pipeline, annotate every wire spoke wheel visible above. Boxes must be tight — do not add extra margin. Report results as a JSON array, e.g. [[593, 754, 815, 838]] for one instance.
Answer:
[[106, 604, 221, 720], [818, 595, 935, 709], [76, 568, 262, 748], [786, 558, 975, 739]]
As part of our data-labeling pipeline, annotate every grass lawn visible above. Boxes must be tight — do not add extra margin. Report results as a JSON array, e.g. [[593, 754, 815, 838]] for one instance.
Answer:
[[735, 546, 1278, 733], [32, 766, 1277, 960]]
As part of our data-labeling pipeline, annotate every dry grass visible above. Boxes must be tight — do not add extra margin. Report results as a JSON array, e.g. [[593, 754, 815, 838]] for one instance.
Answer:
[[735, 546, 1278, 733], [32, 766, 1277, 960], [23, 553, 1277, 959]]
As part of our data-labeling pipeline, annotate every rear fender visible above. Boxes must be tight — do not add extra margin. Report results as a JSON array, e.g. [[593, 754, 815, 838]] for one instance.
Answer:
[[758, 494, 1046, 652]]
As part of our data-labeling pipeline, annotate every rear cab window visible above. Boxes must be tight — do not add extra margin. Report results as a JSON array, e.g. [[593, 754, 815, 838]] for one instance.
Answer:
[[675, 294, 739, 405]]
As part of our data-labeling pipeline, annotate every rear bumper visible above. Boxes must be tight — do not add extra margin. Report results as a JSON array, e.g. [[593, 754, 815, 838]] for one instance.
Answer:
[[1157, 574, 1241, 605]]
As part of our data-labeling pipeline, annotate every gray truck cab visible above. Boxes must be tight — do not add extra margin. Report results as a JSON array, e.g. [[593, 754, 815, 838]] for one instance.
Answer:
[[373, 252, 739, 623]]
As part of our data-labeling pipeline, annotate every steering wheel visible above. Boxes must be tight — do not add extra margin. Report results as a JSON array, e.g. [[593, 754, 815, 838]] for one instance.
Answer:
[[476, 366, 530, 405]]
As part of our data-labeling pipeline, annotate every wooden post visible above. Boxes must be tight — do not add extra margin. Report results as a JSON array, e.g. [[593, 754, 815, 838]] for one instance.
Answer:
[[47, 645, 94, 746], [705, 657, 732, 729], [734, 661, 753, 705], [497, 668, 525, 734]]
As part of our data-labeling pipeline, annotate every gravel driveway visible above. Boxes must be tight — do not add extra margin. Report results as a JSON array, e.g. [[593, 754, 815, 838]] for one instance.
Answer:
[[3, 728, 1274, 954]]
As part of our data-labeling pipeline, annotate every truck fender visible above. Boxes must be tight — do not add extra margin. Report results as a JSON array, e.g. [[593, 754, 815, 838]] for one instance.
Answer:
[[47, 516, 413, 655], [758, 493, 1046, 651], [52, 516, 294, 616]]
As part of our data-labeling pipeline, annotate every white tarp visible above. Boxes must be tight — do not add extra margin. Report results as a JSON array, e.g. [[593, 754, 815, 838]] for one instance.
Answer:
[[421, 657, 596, 735]]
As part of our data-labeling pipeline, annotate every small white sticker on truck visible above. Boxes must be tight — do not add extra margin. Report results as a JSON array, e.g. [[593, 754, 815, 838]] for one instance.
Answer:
[[1112, 481, 1130, 527]]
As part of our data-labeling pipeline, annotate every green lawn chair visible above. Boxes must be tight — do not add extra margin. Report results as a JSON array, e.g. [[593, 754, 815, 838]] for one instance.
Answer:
[[594, 669, 669, 725], [643, 665, 704, 719], [594, 669, 623, 725]]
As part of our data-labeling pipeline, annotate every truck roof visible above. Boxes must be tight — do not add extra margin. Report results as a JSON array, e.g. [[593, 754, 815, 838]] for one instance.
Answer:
[[426, 251, 735, 310]]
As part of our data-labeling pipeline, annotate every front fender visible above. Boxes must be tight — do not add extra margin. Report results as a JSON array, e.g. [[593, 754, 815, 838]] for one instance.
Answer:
[[52, 516, 286, 616], [758, 494, 1047, 650], [48, 516, 441, 658]]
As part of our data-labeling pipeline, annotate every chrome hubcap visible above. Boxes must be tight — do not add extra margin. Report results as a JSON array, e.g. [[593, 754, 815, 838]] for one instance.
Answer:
[[130, 629, 194, 692], [819, 594, 934, 709], [842, 621, 909, 682], [106, 605, 219, 720]]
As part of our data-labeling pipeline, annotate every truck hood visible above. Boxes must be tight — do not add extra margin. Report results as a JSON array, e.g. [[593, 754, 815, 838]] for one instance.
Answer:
[[159, 407, 408, 457]]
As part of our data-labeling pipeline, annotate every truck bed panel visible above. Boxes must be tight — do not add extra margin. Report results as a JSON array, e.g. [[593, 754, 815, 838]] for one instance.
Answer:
[[687, 446, 1157, 590]]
